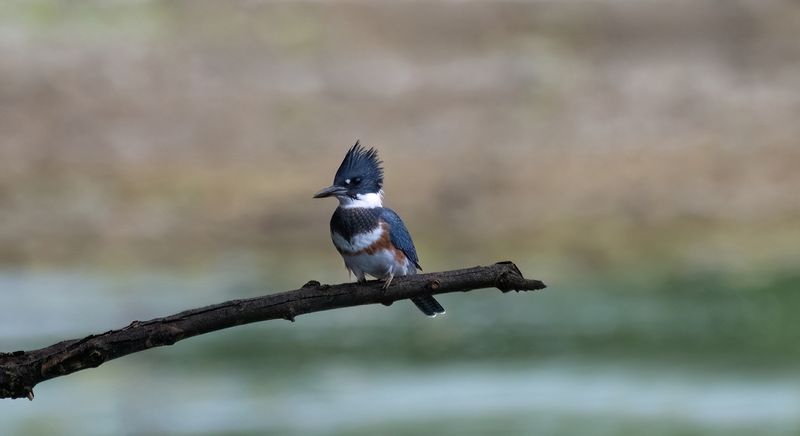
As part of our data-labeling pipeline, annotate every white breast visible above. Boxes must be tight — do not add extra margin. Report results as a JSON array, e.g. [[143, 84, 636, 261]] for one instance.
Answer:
[[331, 226, 383, 254], [343, 249, 414, 280]]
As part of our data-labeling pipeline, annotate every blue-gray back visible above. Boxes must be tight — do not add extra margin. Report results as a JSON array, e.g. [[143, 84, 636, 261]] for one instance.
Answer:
[[380, 207, 421, 270]]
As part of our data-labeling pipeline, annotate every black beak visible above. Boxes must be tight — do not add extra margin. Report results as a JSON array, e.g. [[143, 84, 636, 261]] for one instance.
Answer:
[[313, 185, 348, 198]]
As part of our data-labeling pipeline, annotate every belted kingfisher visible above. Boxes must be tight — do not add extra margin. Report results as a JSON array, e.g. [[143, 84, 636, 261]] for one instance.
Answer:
[[313, 141, 446, 317]]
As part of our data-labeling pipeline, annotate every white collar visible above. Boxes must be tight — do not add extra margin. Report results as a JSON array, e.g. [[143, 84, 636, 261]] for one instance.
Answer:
[[337, 191, 383, 209]]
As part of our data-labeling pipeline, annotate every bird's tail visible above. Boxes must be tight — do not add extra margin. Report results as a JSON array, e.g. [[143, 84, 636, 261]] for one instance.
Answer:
[[411, 295, 445, 317]]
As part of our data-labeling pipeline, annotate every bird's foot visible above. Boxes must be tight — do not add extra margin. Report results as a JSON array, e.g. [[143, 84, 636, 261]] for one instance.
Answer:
[[382, 273, 394, 290], [379, 273, 395, 306]]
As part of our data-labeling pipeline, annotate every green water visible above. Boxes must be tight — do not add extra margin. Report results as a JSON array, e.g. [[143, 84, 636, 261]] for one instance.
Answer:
[[2, 263, 798, 435]]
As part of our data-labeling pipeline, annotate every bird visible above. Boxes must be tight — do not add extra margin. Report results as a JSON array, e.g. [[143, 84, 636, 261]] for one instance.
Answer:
[[313, 141, 446, 317]]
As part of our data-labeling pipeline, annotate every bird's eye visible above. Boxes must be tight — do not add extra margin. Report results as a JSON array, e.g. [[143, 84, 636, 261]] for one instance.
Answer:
[[353, 177, 362, 184]]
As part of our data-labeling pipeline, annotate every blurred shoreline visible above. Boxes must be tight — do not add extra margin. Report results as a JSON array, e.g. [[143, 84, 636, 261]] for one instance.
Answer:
[[2, 1, 799, 274]]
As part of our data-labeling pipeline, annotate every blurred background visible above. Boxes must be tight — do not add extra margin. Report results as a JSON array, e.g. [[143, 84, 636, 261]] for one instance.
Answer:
[[1, 0, 799, 435]]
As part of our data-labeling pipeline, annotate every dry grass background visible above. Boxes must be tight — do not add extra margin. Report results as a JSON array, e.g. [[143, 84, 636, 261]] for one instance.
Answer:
[[0, 0, 798, 276]]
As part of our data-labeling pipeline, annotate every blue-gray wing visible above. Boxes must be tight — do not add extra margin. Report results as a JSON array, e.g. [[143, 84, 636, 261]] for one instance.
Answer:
[[380, 207, 421, 270]]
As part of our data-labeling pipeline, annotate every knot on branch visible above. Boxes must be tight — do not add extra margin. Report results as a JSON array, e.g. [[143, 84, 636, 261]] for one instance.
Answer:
[[146, 326, 184, 347], [87, 350, 105, 368], [282, 309, 296, 322], [302, 280, 330, 292]]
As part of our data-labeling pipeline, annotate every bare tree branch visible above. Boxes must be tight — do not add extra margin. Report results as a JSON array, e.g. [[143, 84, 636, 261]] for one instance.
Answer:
[[0, 261, 545, 400]]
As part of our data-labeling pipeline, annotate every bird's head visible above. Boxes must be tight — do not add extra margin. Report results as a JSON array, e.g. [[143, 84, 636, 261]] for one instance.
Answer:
[[313, 140, 384, 208]]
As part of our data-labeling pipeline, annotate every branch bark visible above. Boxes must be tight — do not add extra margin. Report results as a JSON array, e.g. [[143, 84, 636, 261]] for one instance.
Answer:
[[0, 261, 545, 400]]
